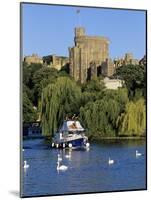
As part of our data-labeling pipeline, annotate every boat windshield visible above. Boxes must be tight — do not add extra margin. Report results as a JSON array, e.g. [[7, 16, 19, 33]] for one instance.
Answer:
[[63, 131, 83, 135]]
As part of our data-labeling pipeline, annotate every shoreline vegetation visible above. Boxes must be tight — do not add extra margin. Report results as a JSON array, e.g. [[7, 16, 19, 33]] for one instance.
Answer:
[[23, 62, 146, 141]]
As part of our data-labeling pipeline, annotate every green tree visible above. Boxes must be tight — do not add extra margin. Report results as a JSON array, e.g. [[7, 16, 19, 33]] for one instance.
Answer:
[[80, 87, 129, 140], [115, 64, 146, 98], [41, 77, 81, 137], [80, 99, 120, 140], [81, 78, 105, 106], [117, 98, 146, 136], [32, 67, 58, 105], [23, 62, 43, 89], [82, 77, 105, 93], [23, 91, 37, 122]]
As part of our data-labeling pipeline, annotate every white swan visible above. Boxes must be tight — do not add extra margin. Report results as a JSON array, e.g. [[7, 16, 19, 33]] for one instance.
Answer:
[[57, 154, 62, 162], [136, 150, 142, 157], [86, 142, 90, 148], [57, 161, 68, 171], [108, 157, 114, 165], [24, 160, 29, 169]]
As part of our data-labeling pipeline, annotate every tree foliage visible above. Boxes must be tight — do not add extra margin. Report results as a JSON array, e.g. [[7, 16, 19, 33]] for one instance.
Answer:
[[117, 98, 146, 136], [32, 67, 58, 105], [79, 88, 128, 140], [23, 91, 37, 122], [41, 77, 81, 136], [23, 61, 146, 139], [115, 64, 146, 98]]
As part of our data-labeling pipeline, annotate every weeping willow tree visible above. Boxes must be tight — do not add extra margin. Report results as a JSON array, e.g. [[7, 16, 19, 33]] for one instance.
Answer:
[[80, 98, 121, 139], [41, 77, 81, 137], [117, 98, 146, 136]]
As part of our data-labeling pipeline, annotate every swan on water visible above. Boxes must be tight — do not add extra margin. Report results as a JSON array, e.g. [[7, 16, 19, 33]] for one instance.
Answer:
[[108, 157, 114, 165], [136, 150, 142, 157], [57, 161, 68, 171], [24, 160, 29, 169], [86, 142, 90, 148]]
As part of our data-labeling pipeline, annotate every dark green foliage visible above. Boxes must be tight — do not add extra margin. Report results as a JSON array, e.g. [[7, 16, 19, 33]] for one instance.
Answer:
[[115, 64, 146, 98], [23, 84, 34, 102], [32, 67, 58, 105], [81, 78, 105, 106], [82, 78, 105, 93], [58, 63, 70, 75], [23, 91, 37, 122], [23, 62, 43, 89]]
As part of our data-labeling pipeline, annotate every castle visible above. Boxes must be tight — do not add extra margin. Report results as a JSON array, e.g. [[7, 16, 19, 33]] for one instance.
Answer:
[[24, 54, 69, 70], [23, 26, 145, 84], [69, 27, 114, 83], [114, 53, 139, 68], [24, 54, 43, 65]]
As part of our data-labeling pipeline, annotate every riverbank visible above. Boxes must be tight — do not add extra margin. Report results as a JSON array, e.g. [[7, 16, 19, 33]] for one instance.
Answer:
[[89, 136, 146, 143], [91, 136, 146, 140]]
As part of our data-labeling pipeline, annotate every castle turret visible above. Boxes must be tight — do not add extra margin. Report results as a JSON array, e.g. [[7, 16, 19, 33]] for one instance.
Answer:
[[69, 27, 110, 83], [75, 27, 85, 37]]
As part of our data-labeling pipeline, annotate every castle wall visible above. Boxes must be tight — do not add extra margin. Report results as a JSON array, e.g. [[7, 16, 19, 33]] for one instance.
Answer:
[[43, 55, 69, 70], [69, 27, 112, 83], [24, 54, 43, 65]]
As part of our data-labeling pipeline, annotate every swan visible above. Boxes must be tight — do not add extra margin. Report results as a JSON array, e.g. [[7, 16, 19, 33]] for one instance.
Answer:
[[57, 154, 62, 162], [57, 161, 68, 171], [108, 157, 114, 165], [136, 150, 142, 157], [24, 160, 29, 169], [86, 142, 90, 148]]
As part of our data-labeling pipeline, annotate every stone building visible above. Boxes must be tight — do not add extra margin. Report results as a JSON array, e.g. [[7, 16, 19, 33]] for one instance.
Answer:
[[69, 27, 114, 83], [124, 53, 139, 65], [24, 53, 69, 71], [43, 55, 69, 70], [103, 77, 123, 90], [24, 54, 43, 65], [114, 53, 139, 68], [101, 58, 115, 77]]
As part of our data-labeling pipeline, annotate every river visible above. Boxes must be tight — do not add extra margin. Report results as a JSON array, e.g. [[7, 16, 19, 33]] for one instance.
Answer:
[[21, 138, 146, 197]]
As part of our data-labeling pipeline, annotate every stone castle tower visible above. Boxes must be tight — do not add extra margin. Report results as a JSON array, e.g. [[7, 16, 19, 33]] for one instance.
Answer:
[[69, 27, 114, 83]]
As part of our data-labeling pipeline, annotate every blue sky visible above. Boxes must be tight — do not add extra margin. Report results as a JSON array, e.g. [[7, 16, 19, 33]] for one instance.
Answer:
[[22, 3, 146, 60]]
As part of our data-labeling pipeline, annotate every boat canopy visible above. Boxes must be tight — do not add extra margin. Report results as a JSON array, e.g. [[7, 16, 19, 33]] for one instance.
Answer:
[[60, 120, 85, 132]]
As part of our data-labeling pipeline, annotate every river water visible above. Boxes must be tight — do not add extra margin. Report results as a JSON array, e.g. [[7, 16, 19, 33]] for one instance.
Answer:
[[21, 139, 146, 197]]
